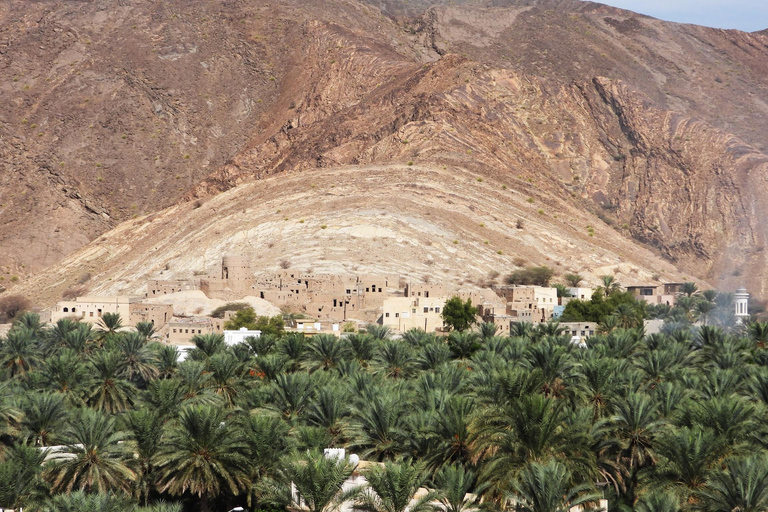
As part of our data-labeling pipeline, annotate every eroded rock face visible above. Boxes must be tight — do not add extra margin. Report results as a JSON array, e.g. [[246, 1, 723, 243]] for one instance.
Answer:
[[4, 0, 768, 296]]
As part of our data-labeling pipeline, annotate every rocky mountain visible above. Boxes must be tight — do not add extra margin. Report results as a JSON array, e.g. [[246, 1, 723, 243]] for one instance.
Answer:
[[3, 0, 768, 302]]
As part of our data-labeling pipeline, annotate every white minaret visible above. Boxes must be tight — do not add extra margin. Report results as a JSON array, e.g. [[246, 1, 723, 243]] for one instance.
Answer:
[[734, 287, 749, 323]]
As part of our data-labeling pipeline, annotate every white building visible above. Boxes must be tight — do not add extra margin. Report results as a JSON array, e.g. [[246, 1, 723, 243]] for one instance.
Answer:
[[735, 287, 749, 323], [223, 327, 261, 345]]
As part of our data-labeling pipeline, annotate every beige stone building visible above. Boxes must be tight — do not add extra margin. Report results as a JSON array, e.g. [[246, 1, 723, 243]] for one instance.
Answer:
[[51, 296, 174, 330], [130, 303, 174, 328], [147, 279, 200, 297], [560, 321, 598, 338], [491, 285, 558, 323], [626, 283, 681, 306], [381, 296, 446, 332], [200, 255, 255, 298], [167, 317, 224, 344], [51, 296, 138, 324]]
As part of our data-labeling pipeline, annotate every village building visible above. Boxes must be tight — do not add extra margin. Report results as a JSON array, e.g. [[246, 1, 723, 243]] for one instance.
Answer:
[[200, 255, 255, 298], [291, 319, 343, 334], [130, 303, 173, 328], [478, 304, 513, 334], [566, 287, 595, 301], [224, 327, 261, 345], [50, 295, 174, 329], [626, 283, 681, 306], [146, 279, 200, 297], [491, 285, 558, 323], [381, 296, 446, 332], [167, 316, 224, 344], [50, 296, 137, 324], [404, 282, 447, 298], [560, 321, 598, 338]]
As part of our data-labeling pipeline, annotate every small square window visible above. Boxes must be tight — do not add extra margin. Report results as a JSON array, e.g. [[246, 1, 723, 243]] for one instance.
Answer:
[[385, 313, 390, 318], [395, 313, 399, 318], [435, 307, 440, 313], [424, 307, 429, 313]]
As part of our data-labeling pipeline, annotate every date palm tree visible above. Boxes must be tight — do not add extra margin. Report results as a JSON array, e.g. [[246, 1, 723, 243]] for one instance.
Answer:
[[434, 464, 485, 512], [135, 321, 160, 341], [373, 341, 415, 379], [349, 392, 409, 461], [447, 331, 482, 360], [188, 333, 226, 361], [0, 327, 40, 378], [20, 391, 69, 447], [86, 350, 135, 413], [613, 392, 666, 504], [366, 324, 392, 340], [154, 405, 250, 512], [634, 490, 682, 512], [507, 459, 600, 512], [679, 282, 699, 297], [156, 344, 180, 378], [115, 331, 159, 384], [305, 334, 351, 372], [0, 443, 48, 511], [598, 275, 621, 297], [307, 386, 351, 446], [266, 372, 315, 423], [425, 396, 474, 471], [206, 351, 245, 407], [348, 333, 379, 366], [259, 448, 356, 512], [651, 426, 724, 500], [353, 460, 437, 512], [124, 408, 164, 505], [95, 312, 124, 345], [44, 408, 135, 494], [698, 455, 768, 512]]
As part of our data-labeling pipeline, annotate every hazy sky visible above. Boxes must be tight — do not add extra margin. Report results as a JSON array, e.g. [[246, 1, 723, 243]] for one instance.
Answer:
[[594, 0, 768, 32]]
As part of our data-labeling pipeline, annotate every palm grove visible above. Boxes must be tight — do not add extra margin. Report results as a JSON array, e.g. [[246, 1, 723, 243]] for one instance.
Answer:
[[2, 284, 768, 512]]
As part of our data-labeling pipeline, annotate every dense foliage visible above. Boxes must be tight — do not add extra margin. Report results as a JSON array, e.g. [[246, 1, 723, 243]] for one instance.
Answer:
[[2, 309, 768, 512]]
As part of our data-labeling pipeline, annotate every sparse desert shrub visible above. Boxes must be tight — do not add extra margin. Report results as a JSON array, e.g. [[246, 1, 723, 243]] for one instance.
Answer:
[[505, 266, 554, 286], [62, 284, 88, 300], [279, 259, 291, 269], [516, 219, 524, 229], [210, 302, 250, 319], [0, 294, 31, 322]]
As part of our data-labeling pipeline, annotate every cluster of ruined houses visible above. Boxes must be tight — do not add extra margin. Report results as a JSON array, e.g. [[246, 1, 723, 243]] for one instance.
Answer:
[[43, 256, 690, 343]]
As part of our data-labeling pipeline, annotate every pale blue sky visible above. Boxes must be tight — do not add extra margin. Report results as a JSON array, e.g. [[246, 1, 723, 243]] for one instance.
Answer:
[[594, 0, 768, 32]]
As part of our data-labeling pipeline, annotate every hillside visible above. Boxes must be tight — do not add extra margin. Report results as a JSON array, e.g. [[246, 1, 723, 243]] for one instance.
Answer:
[[14, 163, 687, 306], [3, 0, 768, 300]]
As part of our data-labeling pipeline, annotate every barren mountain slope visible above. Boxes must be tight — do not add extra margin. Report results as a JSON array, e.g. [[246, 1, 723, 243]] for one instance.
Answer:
[[13, 164, 687, 307], [4, 0, 768, 298], [0, 0, 416, 275], [191, 20, 768, 295], [417, 0, 768, 151]]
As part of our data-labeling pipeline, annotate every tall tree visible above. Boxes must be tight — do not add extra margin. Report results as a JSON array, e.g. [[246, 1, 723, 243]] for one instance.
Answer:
[[44, 408, 135, 494], [353, 460, 437, 512], [508, 459, 600, 512], [154, 405, 250, 512], [260, 448, 356, 512], [441, 297, 476, 332]]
